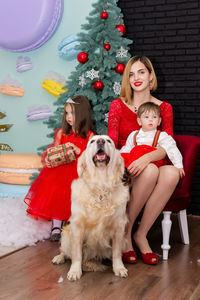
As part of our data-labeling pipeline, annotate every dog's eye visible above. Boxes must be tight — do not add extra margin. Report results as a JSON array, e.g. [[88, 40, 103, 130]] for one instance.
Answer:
[[90, 140, 95, 144], [106, 139, 111, 143]]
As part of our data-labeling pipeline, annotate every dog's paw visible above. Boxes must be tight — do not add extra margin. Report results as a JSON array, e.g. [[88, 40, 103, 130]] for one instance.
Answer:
[[52, 253, 65, 265], [67, 268, 82, 281], [113, 266, 128, 278]]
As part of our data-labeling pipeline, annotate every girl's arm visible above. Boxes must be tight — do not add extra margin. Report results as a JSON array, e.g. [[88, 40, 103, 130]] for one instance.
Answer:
[[107, 100, 122, 148], [41, 128, 62, 167]]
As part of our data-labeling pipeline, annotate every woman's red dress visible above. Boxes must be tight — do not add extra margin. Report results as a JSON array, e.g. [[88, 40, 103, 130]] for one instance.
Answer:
[[107, 98, 173, 149], [24, 130, 93, 222]]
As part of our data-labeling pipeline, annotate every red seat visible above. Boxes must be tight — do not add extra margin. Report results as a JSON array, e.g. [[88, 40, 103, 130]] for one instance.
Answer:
[[161, 135, 200, 260]]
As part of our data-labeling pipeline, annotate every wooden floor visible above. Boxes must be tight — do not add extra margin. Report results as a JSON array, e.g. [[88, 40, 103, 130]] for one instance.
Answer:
[[1, 214, 200, 300]]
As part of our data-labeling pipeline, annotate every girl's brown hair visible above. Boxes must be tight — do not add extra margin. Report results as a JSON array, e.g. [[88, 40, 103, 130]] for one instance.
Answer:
[[121, 55, 158, 105], [61, 95, 95, 138]]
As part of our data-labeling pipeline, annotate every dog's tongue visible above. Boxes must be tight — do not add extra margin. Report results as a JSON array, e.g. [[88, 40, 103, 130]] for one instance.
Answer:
[[96, 153, 106, 160]]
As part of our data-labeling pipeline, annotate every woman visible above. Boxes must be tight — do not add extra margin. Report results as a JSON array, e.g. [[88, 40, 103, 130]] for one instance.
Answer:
[[108, 55, 180, 264]]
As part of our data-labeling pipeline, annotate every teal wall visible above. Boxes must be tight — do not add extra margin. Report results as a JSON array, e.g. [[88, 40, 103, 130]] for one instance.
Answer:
[[0, 0, 94, 153]]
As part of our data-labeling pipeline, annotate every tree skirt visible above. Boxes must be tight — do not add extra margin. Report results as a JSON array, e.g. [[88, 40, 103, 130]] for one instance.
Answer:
[[0, 197, 51, 247]]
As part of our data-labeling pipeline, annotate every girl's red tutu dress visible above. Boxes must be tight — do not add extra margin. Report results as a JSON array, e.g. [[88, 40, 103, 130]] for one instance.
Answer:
[[24, 129, 93, 222]]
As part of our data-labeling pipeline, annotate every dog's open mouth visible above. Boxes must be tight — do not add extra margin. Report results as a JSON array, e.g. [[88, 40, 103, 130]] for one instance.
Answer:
[[93, 149, 110, 165]]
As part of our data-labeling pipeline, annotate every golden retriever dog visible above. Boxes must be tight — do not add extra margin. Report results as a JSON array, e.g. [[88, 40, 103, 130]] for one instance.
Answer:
[[52, 135, 129, 280]]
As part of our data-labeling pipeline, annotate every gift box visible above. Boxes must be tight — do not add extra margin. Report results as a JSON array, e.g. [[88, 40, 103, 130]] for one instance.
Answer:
[[47, 143, 76, 167]]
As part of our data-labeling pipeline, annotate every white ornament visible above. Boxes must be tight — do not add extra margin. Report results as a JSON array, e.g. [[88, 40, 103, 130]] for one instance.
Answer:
[[104, 112, 109, 123], [79, 74, 86, 87], [116, 46, 128, 58], [113, 82, 121, 95], [86, 69, 99, 80]]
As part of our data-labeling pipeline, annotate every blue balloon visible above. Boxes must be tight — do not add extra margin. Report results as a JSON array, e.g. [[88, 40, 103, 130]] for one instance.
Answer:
[[58, 34, 80, 61]]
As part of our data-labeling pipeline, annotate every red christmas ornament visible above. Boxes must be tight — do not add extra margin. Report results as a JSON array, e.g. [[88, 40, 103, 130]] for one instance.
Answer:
[[116, 24, 126, 35], [104, 43, 111, 51], [77, 52, 88, 64], [115, 62, 125, 75], [101, 11, 108, 19], [93, 80, 104, 90]]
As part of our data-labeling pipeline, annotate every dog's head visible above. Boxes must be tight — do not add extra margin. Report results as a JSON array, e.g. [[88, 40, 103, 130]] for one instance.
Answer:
[[77, 135, 124, 182]]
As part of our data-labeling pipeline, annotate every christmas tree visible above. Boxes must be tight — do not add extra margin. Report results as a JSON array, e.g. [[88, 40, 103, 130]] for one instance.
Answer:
[[40, 0, 132, 153]]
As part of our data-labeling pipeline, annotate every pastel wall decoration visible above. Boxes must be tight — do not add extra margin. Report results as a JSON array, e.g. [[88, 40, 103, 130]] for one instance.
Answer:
[[0, 153, 42, 185], [27, 105, 52, 121], [0, 76, 24, 97], [0, 0, 63, 52], [42, 71, 67, 97], [16, 56, 33, 73], [58, 34, 80, 61], [0, 110, 13, 152]]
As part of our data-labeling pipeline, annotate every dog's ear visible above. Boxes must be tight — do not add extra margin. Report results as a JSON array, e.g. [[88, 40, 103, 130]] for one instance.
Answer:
[[108, 148, 125, 180], [77, 151, 86, 177]]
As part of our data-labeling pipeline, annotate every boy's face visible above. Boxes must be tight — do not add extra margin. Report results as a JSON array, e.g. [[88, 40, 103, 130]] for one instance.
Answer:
[[137, 110, 161, 132]]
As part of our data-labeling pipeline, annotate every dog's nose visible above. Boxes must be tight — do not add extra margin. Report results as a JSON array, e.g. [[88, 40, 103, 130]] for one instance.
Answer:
[[97, 138, 105, 148]]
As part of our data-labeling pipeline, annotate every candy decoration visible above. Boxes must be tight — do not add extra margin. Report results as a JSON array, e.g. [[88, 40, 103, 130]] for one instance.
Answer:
[[77, 52, 88, 64], [93, 80, 104, 91], [101, 11, 108, 19], [0, 111, 6, 119], [0, 143, 13, 151], [115, 62, 125, 74], [16, 56, 33, 72], [104, 43, 111, 51], [0, 124, 13, 132], [58, 34, 80, 61], [0, 86, 24, 97], [116, 24, 126, 35]]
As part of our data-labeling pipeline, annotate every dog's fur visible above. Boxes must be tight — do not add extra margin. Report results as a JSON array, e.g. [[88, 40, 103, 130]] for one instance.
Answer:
[[52, 135, 129, 280]]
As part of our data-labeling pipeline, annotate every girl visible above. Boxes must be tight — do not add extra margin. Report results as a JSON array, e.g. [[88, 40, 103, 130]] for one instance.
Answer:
[[108, 55, 180, 264], [24, 95, 95, 241]]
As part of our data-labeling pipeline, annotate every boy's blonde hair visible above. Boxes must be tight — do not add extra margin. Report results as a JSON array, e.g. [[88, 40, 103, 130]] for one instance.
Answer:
[[121, 55, 158, 105], [137, 102, 161, 118]]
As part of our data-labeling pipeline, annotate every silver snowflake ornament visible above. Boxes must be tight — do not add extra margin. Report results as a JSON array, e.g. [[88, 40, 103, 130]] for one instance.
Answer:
[[113, 82, 121, 95], [116, 46, 128, 58], [86, 69, 99, 80], [104, 112, 109, 123], [79, 74, 86, 87]]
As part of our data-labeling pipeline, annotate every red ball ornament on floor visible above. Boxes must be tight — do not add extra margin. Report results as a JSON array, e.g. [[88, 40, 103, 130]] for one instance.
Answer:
[[116, 24, 126, 35], [93, 80, 104, 90], [115, 63, 125, 75], [77, 52, 88, 64], [104, 43, 111, 51], [101, 11, 108, 19]]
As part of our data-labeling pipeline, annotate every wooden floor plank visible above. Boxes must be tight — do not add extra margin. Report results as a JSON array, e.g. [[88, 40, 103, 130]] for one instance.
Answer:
[[0, 214, 200, 300]]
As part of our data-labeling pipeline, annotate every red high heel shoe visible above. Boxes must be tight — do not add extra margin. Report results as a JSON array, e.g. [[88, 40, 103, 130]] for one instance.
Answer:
[[132, 239, 158, 265], [122, 250, 137, 264]]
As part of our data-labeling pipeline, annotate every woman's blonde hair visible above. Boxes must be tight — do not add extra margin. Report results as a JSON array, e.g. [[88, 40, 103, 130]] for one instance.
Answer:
[[120, 55, 158, 105]]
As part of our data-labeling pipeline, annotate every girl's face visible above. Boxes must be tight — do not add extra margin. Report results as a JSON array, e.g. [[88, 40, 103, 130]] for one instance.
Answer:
[[137, 110, 161, 132], [65, 104, 75, 129], [129, 61, 153, 92]]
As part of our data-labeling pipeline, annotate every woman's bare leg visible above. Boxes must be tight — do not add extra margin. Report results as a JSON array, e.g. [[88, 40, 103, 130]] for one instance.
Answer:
[[134, 165, 180, 253], [125, 164, 159, 252]]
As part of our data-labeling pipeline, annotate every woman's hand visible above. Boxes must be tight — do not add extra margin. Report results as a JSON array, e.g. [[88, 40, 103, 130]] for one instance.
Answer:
[[178, 168, 185, 178], [127, 154, 151, 177]]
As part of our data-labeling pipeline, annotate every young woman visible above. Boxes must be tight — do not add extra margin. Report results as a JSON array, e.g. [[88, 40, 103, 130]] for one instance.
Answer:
[[108, 55, 180, 264], [24, 95, 95, 241]]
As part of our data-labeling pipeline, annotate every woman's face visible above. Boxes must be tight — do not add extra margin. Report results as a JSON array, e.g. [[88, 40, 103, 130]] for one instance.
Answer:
[[129, 60, 153, 92], [65, 104, 75, 129]]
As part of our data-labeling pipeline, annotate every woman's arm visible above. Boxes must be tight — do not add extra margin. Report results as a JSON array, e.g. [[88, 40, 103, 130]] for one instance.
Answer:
[[160, 102, 173, 136], [128, 147, 166, 177], [107, 100, 122, 148]]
